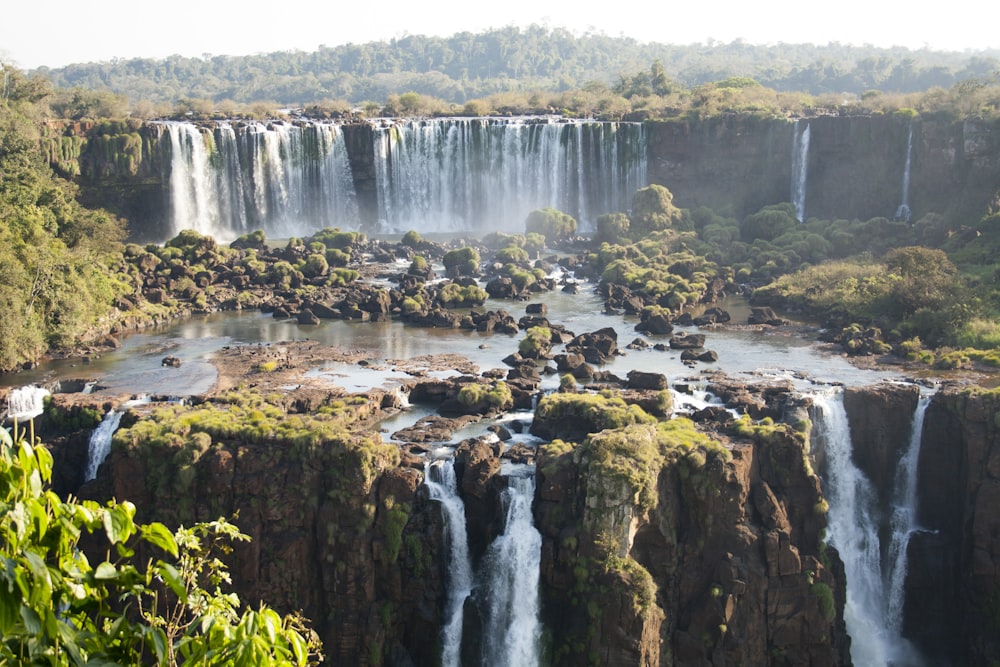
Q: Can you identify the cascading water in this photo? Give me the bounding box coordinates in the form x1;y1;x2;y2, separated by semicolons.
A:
85;396;151;482
895;123;913;222
478;473;543;667
161;120;358;240
84;410;125;481
373;118;646;234
811;388;927;666
5;385;50;422
425;459;474;667
885;393;929;640
425;460;543;667
791;120;810;222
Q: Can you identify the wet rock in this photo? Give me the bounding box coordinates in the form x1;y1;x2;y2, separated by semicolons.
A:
161;356;181;367
670;333;706;349
296;309;320;325
626;370;668;390
748;306;785;326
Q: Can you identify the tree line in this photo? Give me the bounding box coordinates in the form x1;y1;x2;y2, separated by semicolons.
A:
33;25;1000;109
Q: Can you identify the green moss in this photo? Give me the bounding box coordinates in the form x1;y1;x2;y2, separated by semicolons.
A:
456;381;513;413
810;582;835;621
382;502;409;564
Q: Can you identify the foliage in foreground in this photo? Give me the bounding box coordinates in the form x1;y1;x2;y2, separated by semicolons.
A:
0;425;321;666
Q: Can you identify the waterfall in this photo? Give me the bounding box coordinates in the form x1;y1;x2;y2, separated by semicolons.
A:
425;461;543;667
84;410;125;481
811;388;927;666
895;123;913;222
791;121;810;222
479;473;543;667
369;117;646;234
885;393;929;637
6;385;50;422
159;117;646;239
85;396;151;482
425;459;474;667
161;120;359;241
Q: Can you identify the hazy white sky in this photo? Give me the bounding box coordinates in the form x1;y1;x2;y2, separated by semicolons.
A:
2;0;997;69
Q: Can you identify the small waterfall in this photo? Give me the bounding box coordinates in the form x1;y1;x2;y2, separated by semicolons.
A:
885;393;929;637
895;123;913;222
811;388;927;666
85;396;151;482
791;121;810;222
479;473;543;667
425;459;474;667
371;118;647;233
84;410;125;481
6;385;50;422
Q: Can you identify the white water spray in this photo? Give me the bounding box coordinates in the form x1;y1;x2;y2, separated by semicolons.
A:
811;388;927;666
161;120;358;240
895;123;913;222
425;459;474;667
885;393;929;638
791;121;810;222
6;385;50;422
371;117;646;233
84;396;151;482
479;473;543;667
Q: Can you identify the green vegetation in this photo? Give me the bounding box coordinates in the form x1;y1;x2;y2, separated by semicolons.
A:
455;381;514;413
437;282;488;307
533;391;657;439
33;28;1000;121
518;326;553;359
442;247;480;276
0;65;131;370
0;426;321;666
525;207;577;243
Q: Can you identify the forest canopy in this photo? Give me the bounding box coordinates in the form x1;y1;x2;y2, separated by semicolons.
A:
32;26;1000;109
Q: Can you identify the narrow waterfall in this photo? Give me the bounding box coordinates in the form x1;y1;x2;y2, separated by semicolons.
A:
84;410;125;481
425;459;474;667
371;118;647;233
161;120;358;240
5;385;50;422
791;121;810;222
811;388;927;666
895;123;913;222
85;396;151;482
885;393;929;638
478;473;543;667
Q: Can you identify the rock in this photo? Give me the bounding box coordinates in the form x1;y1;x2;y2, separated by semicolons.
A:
635;312;673;335
748;306;785;326
565;327;619;365
296;309;320;325
626;370;668;390
525;302;547;315
161;356;181;367
670;333;706;349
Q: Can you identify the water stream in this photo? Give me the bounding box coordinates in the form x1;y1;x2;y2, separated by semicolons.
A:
811;387;928;666
791;120;811;222
895;122;914;222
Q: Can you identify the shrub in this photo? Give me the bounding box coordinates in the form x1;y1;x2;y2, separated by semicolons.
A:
525;207;578;243
442;247;480;276
519;326;552;358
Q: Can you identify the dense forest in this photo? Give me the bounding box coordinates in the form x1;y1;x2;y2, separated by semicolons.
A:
34;26;1000;110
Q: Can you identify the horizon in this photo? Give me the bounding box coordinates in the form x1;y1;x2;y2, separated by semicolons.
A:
3;0;999;71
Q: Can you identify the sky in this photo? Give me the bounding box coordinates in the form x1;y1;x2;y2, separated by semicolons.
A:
2;0;998;70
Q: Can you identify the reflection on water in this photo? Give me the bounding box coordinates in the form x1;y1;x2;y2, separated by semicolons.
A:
2;288;900;396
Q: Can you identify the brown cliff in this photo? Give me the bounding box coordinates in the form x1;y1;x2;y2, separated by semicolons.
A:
535;412;850;666
910;384;1000;664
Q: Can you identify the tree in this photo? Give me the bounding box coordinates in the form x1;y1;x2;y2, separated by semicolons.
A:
0;426;322;666
630;184;688;237
525;207;577;243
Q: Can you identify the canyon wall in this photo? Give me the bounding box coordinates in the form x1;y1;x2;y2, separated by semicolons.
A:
645;115;1000;224
909;384;1000;664
49;114;1000;242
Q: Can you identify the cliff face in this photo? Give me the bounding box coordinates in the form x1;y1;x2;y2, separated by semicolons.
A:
93;420;445;666
534;417;849;666
646;115;1000;223
910;385;1000;664
56;115;1000;242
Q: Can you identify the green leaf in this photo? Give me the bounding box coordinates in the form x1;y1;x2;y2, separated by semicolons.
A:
156;562;186;601
19;605;41;635
141;522;179;558
103;503;136;545
94;562;117;580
